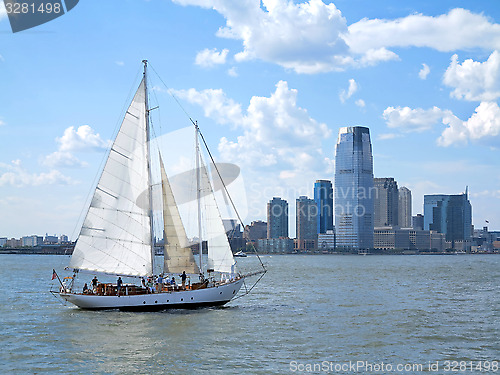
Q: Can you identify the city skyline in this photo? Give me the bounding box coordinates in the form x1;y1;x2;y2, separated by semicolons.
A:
1;1;500;238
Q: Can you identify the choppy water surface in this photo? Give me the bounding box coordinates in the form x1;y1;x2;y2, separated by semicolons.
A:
0;254;498;374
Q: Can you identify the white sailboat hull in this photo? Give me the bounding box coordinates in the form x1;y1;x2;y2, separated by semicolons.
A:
60;278;244;311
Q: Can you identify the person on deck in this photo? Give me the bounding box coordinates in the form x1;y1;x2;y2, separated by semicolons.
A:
180;271;187;289
157;274;163;292
83;283;88;294
171;276;176;286
117;277;123;296
92;276;98;292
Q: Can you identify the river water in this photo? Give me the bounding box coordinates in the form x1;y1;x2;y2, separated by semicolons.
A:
0;254;498;374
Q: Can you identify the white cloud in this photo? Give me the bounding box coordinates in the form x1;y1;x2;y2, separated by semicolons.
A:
172;88;242;127
173;2;500;73
443;51;500;101
0;160;75;187
174;0;352;73
438;101;500;147
57;125;109;152
358;47;399;66
339;79;358;103
115;61;125;66
174;80;332;171
347;8;500;54
383;102;500;147
195;48;229;67
0;119;5;126
355;99;365;108
419;63;430;80
383;106;449;132
43;125;110;168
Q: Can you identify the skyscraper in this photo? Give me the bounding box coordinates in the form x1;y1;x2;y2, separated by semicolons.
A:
267;197;288;239
296;196;318;246
373;177;399;227
314;180;334;234
424;189;472;243
334;126;374;249
398;186;412;228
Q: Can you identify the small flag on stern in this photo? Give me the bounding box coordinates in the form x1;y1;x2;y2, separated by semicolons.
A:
52;269;57;280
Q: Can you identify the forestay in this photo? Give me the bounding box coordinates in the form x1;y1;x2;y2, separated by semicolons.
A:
69;79;153;277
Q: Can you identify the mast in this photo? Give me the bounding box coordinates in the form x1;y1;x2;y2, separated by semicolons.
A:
143;59;155;276
195;122;203;273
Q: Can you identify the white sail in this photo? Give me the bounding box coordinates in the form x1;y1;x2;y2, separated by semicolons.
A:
199;158;236;274
69;79;153;277
161;157;200;275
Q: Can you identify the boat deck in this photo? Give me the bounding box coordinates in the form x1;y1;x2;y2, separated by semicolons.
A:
80;279;239;297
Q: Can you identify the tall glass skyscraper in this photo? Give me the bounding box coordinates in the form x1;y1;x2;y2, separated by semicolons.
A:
334;126;374;249
314;180;334;234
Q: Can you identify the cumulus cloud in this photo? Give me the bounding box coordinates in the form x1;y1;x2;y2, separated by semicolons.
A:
174;80;332;172
383;106;449;132
339;79;358;103
0;160;75;187
174;0;352;73
383;102;500;147
0;119;5;126
438;101;500;147
43;125;110;168
173;1;500;73
195;48;229;67
419;63;430;80
443;51;500;101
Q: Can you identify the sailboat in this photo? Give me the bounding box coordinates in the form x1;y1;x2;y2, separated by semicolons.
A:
53;60;265;311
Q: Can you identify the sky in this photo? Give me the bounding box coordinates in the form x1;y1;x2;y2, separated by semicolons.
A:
0;0;500;239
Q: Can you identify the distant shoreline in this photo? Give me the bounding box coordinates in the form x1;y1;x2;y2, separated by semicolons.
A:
0;248;498;256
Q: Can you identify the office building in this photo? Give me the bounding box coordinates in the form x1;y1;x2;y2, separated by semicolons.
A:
335;126;374;249
296;196;318;251
314;180;334;234
244;221;267;242
424;189;472;244
267;197;288;239
374;177;399;227
412;214;424;230
398;186;412;228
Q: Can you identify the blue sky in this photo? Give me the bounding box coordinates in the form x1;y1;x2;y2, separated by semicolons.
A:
1;0;499;239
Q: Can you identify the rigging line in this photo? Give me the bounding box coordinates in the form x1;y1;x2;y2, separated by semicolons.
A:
148;63;197;127
232;271;267;301
197;129;266;271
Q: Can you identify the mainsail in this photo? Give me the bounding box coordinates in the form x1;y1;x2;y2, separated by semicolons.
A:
161;157;200;274
69;79;153;277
